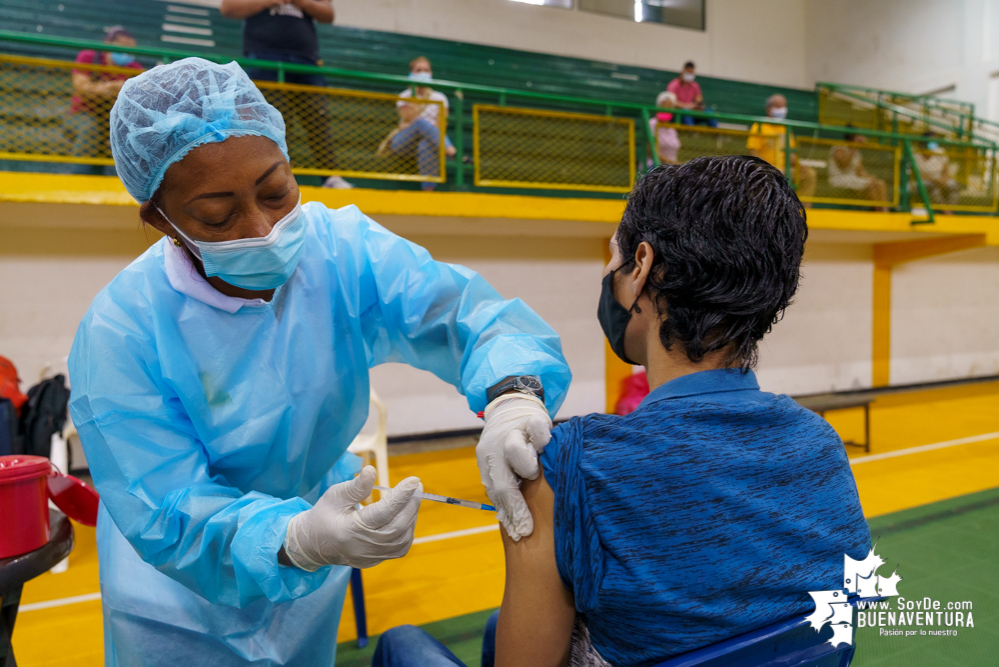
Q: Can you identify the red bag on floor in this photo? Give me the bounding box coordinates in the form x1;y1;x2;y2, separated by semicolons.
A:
614;370;650;416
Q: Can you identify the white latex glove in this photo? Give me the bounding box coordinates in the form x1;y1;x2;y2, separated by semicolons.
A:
476;393;552;541
284;466;422;571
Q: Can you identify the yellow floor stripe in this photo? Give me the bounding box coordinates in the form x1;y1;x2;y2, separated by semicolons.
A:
12;379;999;665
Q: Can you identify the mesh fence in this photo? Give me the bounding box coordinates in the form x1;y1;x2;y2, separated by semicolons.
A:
2;51;995;212
907;141;997;212
254;80;446;182
474;104;634;192
647;122;781;167
796;137;900;208
0;54;141;166
0;54;446;182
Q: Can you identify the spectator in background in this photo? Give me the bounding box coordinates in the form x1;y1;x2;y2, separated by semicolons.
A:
68;26;142;175
378;56;456;191
648;91;681;165
747;94;816;205
829;130;889;211
666;61;717;128
220;0;353;189
912;132;959;209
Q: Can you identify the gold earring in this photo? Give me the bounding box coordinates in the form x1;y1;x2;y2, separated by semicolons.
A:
173;237;183;247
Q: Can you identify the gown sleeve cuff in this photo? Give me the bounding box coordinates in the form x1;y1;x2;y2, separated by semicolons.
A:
231;497;332;604
462;333;572;415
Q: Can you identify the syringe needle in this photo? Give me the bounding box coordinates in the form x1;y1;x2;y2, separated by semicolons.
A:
373;485;496;512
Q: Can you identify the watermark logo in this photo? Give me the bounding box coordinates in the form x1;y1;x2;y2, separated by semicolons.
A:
808;546;902;648
809;547;975;647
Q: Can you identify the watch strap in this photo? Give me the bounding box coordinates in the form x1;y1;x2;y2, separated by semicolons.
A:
486;375;543;403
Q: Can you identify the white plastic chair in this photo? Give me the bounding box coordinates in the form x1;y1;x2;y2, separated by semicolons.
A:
40;357;73;574
347;389;390;489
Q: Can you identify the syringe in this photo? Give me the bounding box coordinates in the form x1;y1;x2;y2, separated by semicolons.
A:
373;485;496;512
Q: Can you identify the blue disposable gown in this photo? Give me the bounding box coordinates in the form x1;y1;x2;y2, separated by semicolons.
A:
68;202;571;667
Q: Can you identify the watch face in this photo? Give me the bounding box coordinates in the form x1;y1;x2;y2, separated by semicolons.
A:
515;376;543;392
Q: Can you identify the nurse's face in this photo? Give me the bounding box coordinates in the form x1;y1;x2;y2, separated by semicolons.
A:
141;135;298;244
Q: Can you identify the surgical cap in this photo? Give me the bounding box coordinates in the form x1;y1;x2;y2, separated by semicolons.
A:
110;57;289;203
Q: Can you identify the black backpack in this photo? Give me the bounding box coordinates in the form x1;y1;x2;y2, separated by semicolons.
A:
0;397;20;456
19;374;71;462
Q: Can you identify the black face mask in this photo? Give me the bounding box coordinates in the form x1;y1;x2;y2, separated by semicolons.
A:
597;271;641;365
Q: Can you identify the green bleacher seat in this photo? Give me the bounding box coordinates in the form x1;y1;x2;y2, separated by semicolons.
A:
0;0;817;121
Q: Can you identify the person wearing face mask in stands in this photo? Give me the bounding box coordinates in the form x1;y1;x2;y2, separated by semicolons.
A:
378;56;458;191
67;26;143;175
68;58;571;667
666;61;717;128
747;94;816;206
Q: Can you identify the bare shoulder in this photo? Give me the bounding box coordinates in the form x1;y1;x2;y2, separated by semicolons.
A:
496;470;574;667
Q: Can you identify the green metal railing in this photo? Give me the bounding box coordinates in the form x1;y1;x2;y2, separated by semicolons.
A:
817;83;977;140
2;30;998;218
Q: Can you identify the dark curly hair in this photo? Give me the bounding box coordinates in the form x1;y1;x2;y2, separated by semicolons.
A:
616;155;807;369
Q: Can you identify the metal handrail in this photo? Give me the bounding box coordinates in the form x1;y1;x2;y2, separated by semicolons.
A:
819;86;989;146
818;82;999;149
817;82;974;114
2;29;995;152
902;139;935;224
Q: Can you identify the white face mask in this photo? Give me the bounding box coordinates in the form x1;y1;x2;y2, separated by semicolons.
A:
769;106;788;119
682;72;695;82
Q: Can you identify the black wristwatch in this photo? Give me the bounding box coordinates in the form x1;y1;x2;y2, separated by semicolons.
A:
486;375;545;403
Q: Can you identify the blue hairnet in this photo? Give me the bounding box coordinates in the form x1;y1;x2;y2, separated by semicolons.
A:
110;57;289;203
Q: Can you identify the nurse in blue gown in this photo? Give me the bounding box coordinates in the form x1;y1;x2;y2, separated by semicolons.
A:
68;58;571;666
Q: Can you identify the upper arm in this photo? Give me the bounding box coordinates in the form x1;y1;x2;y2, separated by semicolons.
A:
304;0;334;24
496;471;576;667
219;0;246;18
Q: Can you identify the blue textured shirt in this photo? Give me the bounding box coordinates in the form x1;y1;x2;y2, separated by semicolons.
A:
540;369;870;666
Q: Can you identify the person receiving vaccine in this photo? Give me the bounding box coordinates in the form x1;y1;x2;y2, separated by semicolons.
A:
69;58;570;667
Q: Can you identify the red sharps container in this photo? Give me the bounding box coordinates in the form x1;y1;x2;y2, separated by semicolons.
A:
0;455;99;559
